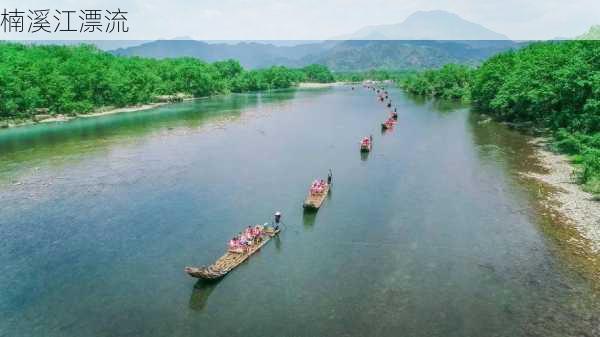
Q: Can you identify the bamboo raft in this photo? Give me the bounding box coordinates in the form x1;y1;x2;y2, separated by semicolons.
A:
381;121;394;130
303;183;330;209
184;226;279;280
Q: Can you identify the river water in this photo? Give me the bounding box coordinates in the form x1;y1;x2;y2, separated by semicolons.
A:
0;86;598;337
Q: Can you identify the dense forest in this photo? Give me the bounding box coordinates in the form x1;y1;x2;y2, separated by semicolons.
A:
334;69;414;82
401;64;473;101
401;41;600;195
0;43;334;122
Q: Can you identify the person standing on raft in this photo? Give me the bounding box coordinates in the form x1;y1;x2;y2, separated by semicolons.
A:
274;211;282;231
327;169;333;185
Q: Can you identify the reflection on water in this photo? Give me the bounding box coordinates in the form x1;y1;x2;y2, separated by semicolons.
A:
380;125;394;135
360;151;370;162
272;234;283;253
302;209;317;228
0;90;299;185
189;280;220;312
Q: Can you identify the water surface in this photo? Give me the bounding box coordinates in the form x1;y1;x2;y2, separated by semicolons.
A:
1;87;598;337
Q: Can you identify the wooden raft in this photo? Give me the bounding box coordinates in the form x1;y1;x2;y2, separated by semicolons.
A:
303;183;330;209
184;227;279;280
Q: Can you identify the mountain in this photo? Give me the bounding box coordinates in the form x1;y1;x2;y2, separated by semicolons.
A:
337;10;509;40
112;38;518;71
302;40;518;71
112;40;337;68
111;10;517;71
576;25;600;40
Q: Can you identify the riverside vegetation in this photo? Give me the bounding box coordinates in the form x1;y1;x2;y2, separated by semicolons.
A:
0;43;334;125
402;41;600;196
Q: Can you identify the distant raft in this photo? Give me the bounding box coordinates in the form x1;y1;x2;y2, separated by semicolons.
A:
184;225;279;280
360;136;372;152
303;180;330;209
381;118;395;130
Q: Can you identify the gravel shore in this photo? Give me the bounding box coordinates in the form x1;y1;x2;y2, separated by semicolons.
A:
525;138;600;253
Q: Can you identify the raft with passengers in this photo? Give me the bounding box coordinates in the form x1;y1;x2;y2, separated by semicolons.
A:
303;171;332;210
360;136;373;152
381;117;396;130
184;214;283;280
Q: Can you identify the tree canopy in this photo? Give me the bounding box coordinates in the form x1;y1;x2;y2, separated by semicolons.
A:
0;42;333;121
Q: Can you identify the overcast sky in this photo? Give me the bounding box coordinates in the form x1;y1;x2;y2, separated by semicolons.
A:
2;0;598;40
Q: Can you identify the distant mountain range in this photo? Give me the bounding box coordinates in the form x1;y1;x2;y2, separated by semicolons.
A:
335;10;509;40
113;40;517;72
111;10;519;71
112;40;337;68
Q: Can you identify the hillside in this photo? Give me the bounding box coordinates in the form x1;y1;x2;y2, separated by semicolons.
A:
113;39;517;71
304;40;517;71
112;40;336;68
111;10;517;71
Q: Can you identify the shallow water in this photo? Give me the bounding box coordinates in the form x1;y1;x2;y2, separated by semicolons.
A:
1;87;598;337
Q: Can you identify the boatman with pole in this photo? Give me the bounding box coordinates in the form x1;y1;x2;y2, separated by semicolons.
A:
327;169;333;185
274;211;282;231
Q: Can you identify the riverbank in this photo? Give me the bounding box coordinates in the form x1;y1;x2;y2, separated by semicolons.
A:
0;84;348;130
298;82;346;88
0;102;175;129
524;138;600;255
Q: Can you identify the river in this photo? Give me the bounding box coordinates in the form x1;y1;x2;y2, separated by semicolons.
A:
0;86;598;337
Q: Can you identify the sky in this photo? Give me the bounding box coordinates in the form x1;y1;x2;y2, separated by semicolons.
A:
1;0;598;40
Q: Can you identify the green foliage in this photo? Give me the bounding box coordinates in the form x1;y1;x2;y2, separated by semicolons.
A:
301;64;334;83
334;69;414;82
0;43;333;120
552;130;600;192
229;66;306;92
401;64;473;101
472;41;600;134
553;130;600;155
581;148;600;187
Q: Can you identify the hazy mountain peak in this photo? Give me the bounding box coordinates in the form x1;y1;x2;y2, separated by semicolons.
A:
405;10;461;21
576;25;600;40
170;36;194;40
338;10;510;41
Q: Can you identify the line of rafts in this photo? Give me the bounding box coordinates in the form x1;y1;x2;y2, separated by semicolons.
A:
186;171;333;280
370;86;399;130
186;84;395;281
